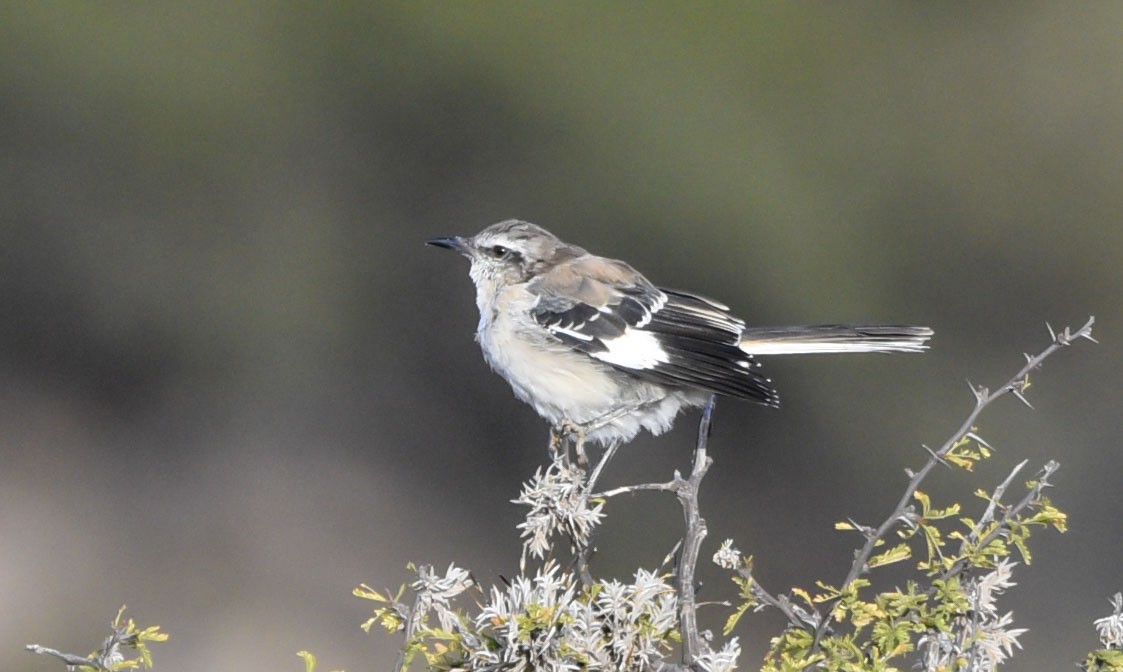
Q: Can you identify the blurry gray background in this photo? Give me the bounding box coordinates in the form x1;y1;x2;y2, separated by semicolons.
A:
2;3;1120;671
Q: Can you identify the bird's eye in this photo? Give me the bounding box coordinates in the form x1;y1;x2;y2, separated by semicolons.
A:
490;245;510;258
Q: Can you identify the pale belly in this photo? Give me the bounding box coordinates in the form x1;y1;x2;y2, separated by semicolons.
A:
476;312;707;444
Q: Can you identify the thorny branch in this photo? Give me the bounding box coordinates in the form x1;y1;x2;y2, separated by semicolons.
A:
676;395;717;667
742;569;822;631
808;316;1095;651
940;459;1060;583
586;397;718;669
25;645;101;669
971;458;1030;543
26;606;166;671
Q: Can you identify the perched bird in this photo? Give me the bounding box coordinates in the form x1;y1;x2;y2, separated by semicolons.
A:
428;220;931;449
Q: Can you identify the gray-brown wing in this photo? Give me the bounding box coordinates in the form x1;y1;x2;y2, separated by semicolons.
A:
528;257;777;404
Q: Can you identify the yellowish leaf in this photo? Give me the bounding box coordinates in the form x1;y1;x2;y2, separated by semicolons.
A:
868;543;912;569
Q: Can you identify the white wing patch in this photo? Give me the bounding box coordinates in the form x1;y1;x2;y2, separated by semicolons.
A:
590;328;669;370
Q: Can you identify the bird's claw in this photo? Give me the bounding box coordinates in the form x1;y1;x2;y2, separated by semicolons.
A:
549;422;588;467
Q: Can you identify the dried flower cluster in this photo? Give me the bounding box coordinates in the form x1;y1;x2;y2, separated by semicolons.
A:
514;460;605;564
1083;593;1123;672
360;561;685;671
1096;594;1123;650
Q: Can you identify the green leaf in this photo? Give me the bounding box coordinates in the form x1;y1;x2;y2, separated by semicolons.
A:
945;451;976;470
1013;535;1033;564
724;600;752;636
791;586;814;606
1085;648;1123;672
353;584;386;602
812;581;842;603
868;543;912;569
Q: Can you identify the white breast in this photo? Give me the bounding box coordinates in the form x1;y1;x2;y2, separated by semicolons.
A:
478;308;621;428
472;284;708;445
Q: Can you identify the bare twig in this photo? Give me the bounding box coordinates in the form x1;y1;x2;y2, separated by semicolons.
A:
809;316;1094;651
586;439;621;492
737;567;822;631
970;459;1029;544
26;607;164;672
27;622;138;671
675;395;717;667
593;481;677;499
572;444;622;588
25;644;102;669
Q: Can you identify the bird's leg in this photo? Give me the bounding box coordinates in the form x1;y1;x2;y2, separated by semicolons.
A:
572;428;588;468
550;421;586;467
567;422;588;467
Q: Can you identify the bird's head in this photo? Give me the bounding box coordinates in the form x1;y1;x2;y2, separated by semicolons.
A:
428;220;585;288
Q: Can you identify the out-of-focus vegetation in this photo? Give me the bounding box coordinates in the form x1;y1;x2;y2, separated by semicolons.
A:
2;4;1120;671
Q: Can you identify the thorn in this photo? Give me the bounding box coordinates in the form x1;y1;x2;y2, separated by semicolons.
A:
1012;388;1034;409
1024;352;1034;363
922;444;951;468
897;507;920;528
662;539;684;569
844;518;876;538
999;459;1028;488
1046;321;1057;341
904;467;915;478
1080;316;1097;337
966;379;987;403
966;431;993;450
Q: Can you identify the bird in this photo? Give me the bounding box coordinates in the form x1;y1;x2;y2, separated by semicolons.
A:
428;219;931;452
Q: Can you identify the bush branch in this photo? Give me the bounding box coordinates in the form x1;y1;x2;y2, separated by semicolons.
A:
674;395;717;667
940;459;1060;582
810;316;1095;650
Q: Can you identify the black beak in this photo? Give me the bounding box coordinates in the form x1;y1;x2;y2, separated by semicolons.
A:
426;236;471;256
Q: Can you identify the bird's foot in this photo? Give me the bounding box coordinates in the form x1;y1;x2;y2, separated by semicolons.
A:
549;421;587;468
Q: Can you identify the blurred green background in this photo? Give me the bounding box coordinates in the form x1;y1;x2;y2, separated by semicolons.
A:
2;3;1120;671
